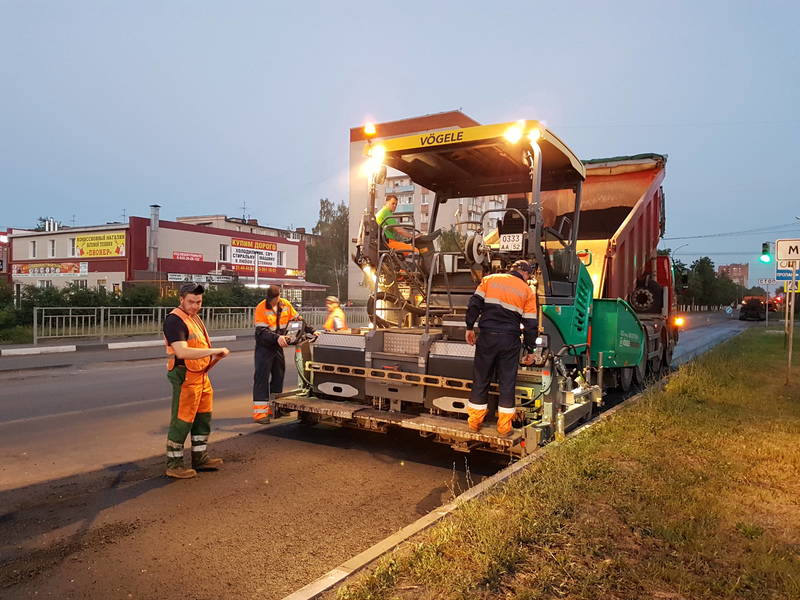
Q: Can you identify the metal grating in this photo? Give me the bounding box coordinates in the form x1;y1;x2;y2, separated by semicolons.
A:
430;341;475;358
383;333;420;355
316;332;366;349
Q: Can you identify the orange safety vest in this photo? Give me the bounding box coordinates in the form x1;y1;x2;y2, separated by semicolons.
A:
323;306;346;331
475;273;537;318
164;308;212;372
254;298;298;331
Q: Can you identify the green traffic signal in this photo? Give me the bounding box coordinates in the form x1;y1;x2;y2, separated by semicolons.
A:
760;242;772;263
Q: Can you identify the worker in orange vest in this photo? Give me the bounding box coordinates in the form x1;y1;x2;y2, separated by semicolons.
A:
252;285;315;423
163;283;230;479
323;296;347;331
465;260;538;436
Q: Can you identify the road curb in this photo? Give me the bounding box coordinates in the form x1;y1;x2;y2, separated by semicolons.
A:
1;334;244;356
281;327;749;600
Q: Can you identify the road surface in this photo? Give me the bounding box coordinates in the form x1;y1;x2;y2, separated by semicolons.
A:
0;314;751;599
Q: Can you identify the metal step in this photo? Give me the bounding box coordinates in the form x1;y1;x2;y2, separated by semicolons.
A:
274;395;524;450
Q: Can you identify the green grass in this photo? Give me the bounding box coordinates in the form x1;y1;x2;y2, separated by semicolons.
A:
0;326;33;345
336;330;800;600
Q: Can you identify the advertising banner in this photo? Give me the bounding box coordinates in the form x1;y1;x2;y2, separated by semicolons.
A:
75;231;126;257
173;251;203;262
12;262;88;276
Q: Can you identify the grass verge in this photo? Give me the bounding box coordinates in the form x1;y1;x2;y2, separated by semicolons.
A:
336;329;800;600
0;326;33;345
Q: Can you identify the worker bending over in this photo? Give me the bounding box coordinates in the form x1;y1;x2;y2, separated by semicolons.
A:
323;296;347;331
252;286;314;422
465;260;538;436
163;283;230;479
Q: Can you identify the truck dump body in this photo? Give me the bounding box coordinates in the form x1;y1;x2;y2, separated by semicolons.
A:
545;154;666;300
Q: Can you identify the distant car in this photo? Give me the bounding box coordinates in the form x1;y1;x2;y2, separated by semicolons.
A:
739;297;766;321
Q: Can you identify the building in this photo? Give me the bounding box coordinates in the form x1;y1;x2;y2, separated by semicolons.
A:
175;215;319;245
8;206;324;304
0;230;9;284
718;263;749;288
348;110;505;301
382;174;505;235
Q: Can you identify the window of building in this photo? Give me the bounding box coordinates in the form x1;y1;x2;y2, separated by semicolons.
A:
30;240;37;258
276;250;285;267
112;283;121;294
75;279;88;289
284;289;302;306
287;232;301;241
37;280;52;288
68;237;76;257
14;283;21;306
48;239;56;258
97;279;107;292
219;244;229;261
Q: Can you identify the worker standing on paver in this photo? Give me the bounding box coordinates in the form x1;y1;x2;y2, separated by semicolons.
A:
163;283;230;479
465;260;538;436
322;296;347;331
252;285;315;422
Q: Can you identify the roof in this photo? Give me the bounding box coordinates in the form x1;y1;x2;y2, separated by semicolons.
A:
9;223;128;238
350;110;479;143
372;120;585;197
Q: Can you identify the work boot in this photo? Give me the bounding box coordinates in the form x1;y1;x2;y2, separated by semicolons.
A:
166;466;197;479
467;406;488;433
192;454;224;471
497;411;515;437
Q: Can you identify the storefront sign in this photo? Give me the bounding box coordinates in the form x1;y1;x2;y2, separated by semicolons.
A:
231;246;277;267
75;231;126;257
173;251;203;262
168;273;234;283
12;262;89;276
231;238;277;251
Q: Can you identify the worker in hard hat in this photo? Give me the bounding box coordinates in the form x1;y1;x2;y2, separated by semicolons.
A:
465;260;538;436
323;296;347;331
252;285;314;423
375;194;419;253
163;283;230;479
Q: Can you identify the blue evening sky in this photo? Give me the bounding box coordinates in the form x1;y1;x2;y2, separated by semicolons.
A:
1;0;798;283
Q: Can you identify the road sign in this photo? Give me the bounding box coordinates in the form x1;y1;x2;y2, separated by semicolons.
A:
785;281;800;293
776;259;799;281
758;278;777;285
776;239;800;261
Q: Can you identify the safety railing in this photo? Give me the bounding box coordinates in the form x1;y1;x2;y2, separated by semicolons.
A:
32;306;369;344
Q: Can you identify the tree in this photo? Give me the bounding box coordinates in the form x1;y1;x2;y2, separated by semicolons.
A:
438;227;465;252
306;198;349;300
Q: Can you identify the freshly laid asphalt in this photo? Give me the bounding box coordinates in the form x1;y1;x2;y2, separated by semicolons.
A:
0;313;752;599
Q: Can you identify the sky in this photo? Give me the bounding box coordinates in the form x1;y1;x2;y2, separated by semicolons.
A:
1;0;798;285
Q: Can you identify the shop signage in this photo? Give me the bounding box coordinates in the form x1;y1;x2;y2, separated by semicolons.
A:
173;251;203;262
12;262;89;276
75;231;126;257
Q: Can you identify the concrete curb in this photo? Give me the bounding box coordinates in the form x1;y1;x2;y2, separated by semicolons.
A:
281;326;750;600
0;334;242;357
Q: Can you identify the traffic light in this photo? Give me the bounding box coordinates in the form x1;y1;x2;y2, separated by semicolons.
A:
760;241;773;263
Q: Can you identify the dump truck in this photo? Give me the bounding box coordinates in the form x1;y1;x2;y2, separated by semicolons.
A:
273;121;681;455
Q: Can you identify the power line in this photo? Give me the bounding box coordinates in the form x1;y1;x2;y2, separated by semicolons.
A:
664;223;800;241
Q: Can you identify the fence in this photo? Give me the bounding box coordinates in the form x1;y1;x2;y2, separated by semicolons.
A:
33;306;369;344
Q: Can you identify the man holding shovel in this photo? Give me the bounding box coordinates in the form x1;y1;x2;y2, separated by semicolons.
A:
162;283;230;479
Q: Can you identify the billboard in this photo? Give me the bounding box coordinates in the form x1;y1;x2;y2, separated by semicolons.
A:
75;231;126;257
231;238;278;267
12;262;88;276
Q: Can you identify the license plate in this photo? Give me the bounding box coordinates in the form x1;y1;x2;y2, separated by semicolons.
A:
499;233;523;251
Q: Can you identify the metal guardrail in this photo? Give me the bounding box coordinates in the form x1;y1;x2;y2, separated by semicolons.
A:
33;306;370;344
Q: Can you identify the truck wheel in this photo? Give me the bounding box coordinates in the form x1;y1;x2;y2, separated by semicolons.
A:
618;367;634;392
630;287;655;312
